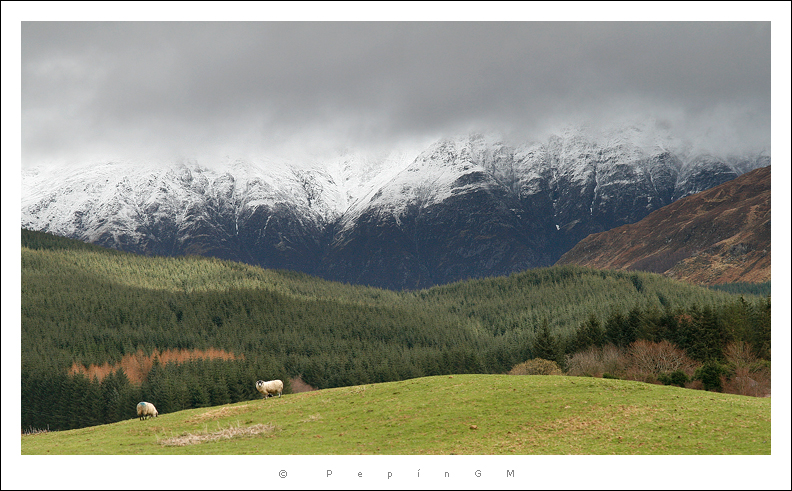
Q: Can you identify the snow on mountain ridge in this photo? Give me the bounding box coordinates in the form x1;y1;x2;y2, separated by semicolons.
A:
335;135;502;228
21;126;769;281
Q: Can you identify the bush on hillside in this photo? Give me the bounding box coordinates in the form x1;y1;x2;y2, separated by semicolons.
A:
508;358;562;376
694;360;728;392
565;344;625;378
624;339;697;383
721;341;771;397
626;340;697;374
657;370;689;387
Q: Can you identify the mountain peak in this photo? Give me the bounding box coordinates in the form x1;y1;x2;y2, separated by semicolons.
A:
22;128;770;289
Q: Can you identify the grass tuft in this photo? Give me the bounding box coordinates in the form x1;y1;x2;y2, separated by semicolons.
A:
158;421;275;447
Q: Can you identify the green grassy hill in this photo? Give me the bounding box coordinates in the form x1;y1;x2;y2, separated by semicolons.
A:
21;374;770;455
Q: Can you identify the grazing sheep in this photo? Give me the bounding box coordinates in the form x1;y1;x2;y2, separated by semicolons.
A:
136;401;158;420
256;379;284;399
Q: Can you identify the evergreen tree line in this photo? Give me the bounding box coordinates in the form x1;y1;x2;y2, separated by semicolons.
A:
708;281;771;297
23;293;769;432
21;356;289;431
531;296;771;366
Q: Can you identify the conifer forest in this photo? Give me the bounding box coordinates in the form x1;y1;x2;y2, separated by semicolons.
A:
21;229;770;431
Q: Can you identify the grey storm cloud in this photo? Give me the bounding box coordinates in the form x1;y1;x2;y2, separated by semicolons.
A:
21;21;771;165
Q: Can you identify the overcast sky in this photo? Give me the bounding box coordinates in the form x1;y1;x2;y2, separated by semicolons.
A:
19;19;773;166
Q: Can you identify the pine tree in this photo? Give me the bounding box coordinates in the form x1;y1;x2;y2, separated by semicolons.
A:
575;313;605;350
49;372;73;431
209;378;231;406
69;374;92;429
532;321;558;362
605;311;627;347
750;296;771;360
113;368;139;421
624;307;641;346
189;383;211;408
699;306;728;361
101;369;123;423
81;376;105;428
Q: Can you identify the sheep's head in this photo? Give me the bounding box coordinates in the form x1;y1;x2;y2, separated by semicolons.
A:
255;380;265;391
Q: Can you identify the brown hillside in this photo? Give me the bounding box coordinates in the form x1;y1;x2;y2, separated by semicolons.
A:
555;166;770;285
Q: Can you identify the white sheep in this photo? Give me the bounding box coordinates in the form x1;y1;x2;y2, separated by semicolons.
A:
256;379;284;399
136;401;158;420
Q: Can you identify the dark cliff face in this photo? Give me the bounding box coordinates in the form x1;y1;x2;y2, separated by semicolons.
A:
672;154;740;201
320;174;554;290
202;202;326;273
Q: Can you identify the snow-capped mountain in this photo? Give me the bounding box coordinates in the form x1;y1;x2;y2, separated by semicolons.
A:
21;125;769;290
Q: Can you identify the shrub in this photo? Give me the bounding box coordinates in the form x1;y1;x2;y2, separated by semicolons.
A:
722;342;771;397
626;339;697;375
694;360;727;392
565;344;626;378
602;373;620;380
622;339;698;384
658;370;689;388
723;341;757;368
723;367;770;397
508;358;562;376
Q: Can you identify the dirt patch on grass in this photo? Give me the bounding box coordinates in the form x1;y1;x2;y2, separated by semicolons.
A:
527;405;658;440
185;404;252;423
301;414;323;423
536;416;599;434
158;421;275;446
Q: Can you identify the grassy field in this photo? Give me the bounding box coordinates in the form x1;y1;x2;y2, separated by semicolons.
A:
21;374;770;455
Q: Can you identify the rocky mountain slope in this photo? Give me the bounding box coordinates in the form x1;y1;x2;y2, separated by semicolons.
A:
555;165;771;285
22;125;769;289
